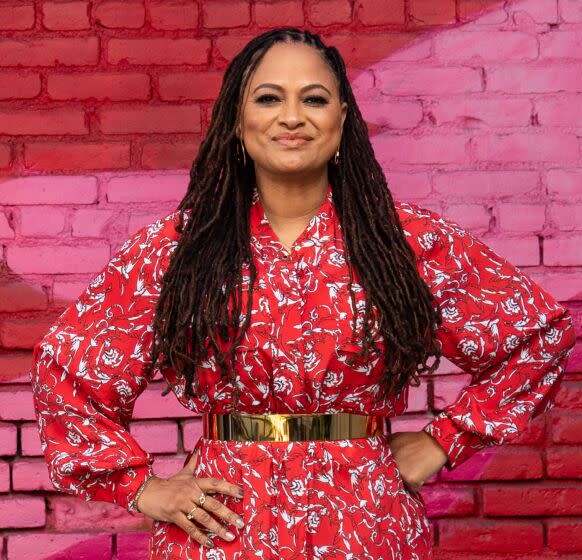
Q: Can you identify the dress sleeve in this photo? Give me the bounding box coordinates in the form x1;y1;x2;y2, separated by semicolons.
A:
410;205;577;471
29;218;166;514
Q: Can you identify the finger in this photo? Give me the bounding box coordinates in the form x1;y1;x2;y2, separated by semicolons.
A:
197;476;245;500
184;450;200;474
173;515;215;549
190;492;245;530
182;500;238;543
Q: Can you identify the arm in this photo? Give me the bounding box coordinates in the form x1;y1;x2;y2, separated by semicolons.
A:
407;204;577;471
29;217;169;514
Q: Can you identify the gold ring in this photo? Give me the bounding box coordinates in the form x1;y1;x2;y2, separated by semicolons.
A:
198;491;206;506
186;504;198;521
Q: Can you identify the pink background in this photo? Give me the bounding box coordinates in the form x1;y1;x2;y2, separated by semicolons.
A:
1;0;581;558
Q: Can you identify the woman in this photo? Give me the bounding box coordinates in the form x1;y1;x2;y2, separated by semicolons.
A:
30;27;576;559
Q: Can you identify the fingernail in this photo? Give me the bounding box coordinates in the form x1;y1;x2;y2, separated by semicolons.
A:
225;531;236;541
205;539;214;548
235;517;245;528
238;488;244;497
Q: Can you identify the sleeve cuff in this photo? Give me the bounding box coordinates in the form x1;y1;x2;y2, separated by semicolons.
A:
120;464;156;516
422;411;489;471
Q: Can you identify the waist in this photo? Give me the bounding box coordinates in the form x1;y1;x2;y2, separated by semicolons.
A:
203;411;385;442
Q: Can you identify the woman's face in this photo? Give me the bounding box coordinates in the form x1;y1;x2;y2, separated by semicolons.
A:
237;42;348;180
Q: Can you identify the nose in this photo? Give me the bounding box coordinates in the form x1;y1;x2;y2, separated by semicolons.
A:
277;98;305;127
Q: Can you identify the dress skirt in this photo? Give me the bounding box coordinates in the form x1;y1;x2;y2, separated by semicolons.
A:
148;433;433;560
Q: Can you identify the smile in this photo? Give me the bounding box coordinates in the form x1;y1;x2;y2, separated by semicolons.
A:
274;138;311;147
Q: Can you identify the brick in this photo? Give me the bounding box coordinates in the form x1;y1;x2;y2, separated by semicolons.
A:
255;1;304;27
117;532;150;560
7;533;111;559
105;173;188;203
43;1;91;30
0;388;35;420
0;422;17;455
306;0;352;25
107;38;210;65
529;271;580;301
555;381;582;409
547;169;582;199
434;30;537;61
130;420;179;453
484;235;540;266
409;0;455;25
158;71;222;101
0;37;98;67
432;373;472;409
483;485;582;516
141;141;200;169
441;447;543;481
459;1;507;24
560;0;582;22
0;460;9;492
420;486;475;517
509;0;558;24
489;63;582;93
0;3;34;30
149;0;198;30
134;385;193;419
544;234;582;266
182;418;203;451
550;410;582;443
0;282;47;313
359;99;423;130
0;176;97;205
550;203;582;231
19;206;67;237
434;170;538;198
21;422;43;456
536;95;582;127
12;459;53;491
385;172;431;201
1;316;56;350
71;208;116;237
376;67;482;95
547;519;582;552
0;72;41;100
498;203;546;232
47;496;147;532
0;107;86;135
25;142;131;171
0;351;33;385
540;30;582;59
0;143;10;167
52;281;89;305
0;212;14;238
373;134;467;166
148;454;190;479
445;204;490;232
439;519;543;552
201;0;250;28
432;97;531;127
547;446;582;478
127;207;176;234
356;0;405;25
99;105;201;134
6;244;109;275
94;0;145;28
473;132;578;163
0;495;46;528
47;72;150;101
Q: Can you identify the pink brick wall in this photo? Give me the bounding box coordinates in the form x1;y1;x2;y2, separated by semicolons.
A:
0;0;580;558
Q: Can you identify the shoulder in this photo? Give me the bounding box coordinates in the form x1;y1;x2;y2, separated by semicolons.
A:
392;198;470;261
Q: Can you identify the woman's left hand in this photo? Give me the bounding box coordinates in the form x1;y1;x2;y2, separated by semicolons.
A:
387;430;449;495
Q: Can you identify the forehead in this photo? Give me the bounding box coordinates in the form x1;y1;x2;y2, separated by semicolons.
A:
248;42;336;88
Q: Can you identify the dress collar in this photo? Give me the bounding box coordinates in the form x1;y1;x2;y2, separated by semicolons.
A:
249;182;334;262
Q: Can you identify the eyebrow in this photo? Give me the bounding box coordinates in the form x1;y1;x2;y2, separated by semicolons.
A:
252;83;332;96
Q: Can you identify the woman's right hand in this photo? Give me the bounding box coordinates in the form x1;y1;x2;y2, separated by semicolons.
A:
135;451;245;549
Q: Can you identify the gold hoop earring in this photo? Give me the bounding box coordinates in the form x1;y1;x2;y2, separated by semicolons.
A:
333;146;340;165
239;139;247;167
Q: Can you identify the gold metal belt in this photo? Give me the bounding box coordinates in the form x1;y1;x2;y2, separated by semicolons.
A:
203;412;385;442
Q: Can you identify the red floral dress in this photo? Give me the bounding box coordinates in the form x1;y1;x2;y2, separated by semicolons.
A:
30;182;576;560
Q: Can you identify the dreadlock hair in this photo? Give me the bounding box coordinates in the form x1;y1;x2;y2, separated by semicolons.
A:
146;27;443;414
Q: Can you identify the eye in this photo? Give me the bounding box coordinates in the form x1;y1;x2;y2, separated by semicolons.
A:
255;94;330;105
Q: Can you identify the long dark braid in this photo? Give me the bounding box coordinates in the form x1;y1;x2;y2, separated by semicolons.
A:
146;27;443;413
